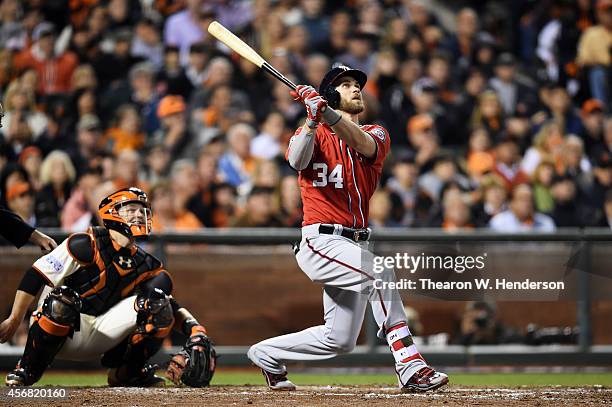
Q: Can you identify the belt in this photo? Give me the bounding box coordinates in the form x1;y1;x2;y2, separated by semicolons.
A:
318;224;371;242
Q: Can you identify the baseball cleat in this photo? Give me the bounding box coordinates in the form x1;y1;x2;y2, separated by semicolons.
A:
260;368;296;391
5;368;29;386
401;366;449;392
108;364;166;387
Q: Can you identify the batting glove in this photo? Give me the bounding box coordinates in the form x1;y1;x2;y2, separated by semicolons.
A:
290;85;317;101
304;93;327;126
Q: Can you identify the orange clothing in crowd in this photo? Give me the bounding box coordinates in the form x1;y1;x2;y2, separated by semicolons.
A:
467;150;495;176
105;128;146;154
13;48;79;95
152;211;203;232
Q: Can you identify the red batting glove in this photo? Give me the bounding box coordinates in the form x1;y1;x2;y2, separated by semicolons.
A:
290;85;317;101
303;93;327;123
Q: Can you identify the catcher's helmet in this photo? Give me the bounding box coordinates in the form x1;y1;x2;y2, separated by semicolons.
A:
98;187;152;238
319;64;367;109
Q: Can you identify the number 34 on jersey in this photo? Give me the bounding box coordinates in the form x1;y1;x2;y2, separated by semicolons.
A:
312;163;343;188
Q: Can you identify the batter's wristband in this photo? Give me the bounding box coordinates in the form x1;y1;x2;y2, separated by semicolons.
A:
306;118;318;129
322;107;342;126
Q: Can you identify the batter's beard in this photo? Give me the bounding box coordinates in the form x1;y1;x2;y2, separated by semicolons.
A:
338;98;364;114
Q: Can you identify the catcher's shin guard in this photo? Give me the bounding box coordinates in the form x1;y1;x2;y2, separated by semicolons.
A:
102;289;173;386
6;287;81;386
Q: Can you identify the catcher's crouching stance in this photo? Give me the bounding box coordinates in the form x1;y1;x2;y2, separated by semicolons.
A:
0;188;216;387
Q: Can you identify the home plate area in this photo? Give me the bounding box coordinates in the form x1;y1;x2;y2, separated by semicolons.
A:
7;385;611;406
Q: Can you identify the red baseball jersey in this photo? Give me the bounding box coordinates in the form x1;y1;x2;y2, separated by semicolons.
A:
287;123;390;229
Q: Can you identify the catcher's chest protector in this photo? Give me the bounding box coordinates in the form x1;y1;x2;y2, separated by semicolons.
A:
64;227;163;316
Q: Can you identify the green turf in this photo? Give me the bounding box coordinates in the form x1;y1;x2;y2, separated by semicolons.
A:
28;371;612;387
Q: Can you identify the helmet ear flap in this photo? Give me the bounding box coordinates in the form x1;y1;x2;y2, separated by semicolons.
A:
324;87;341;109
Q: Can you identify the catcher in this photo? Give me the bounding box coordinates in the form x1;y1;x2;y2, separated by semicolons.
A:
0;187;216;387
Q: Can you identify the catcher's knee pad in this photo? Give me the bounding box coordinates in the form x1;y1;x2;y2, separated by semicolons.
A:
132;288;175;344
37;286;82;336
15;287;81;385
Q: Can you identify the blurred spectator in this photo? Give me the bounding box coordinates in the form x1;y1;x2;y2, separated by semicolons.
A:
164;0;210;65
6;181;36;226
369;189;393;228
580;99;605;153
2;80;48;140
69;114;104;176
143;143;171;186
418;154;469;202
101;62;160;135
156;45;193;98
13;22;79;95
35;150;76;227
218;122;258;193
61;167;103;232
560;134;592;179
443;8;479;74
319;9;350;57
131;17;164;69
576;0;612;106
521;120;565;176
18;146;42;191
539;84;582;135
151;180;202;231
252;159;280;189
492;138;530;191
386;152;420;226
110;148;145;191
489;53;537;118
188;151;219;227
170;159;199;214
251;111;286;160
93;28;144;89
336;31;377;75
489;183;556;231
185;42;210;88
590;116;612;168
210;182;237;227
407;114;440;168
105;104;145;154
0;0;26;50
230;186;283;227
441;190;474;231
279;174;302;228
469;90;505;142
154;95;189;157
531;160;556;214
473;174;508;227
466;127;495;181
550;174;590;227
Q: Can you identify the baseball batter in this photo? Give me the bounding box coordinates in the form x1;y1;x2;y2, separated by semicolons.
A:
0;188;215;387
248;65;448;392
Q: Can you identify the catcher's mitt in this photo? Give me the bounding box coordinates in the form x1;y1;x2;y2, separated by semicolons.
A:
166;333;217;387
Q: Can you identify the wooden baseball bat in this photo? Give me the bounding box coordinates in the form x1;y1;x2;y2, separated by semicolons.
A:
207;21;297;91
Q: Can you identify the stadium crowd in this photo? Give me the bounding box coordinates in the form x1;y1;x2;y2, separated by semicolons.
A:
0;0;611;236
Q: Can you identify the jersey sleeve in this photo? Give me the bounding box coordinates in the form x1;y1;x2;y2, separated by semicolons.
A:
31;239;82;287
362;125;391;171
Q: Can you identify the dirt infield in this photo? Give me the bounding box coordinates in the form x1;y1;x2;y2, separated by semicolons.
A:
5;385;611;406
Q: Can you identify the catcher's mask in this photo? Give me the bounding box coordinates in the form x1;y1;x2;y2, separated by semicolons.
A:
319;64;367;109
98;187;152;239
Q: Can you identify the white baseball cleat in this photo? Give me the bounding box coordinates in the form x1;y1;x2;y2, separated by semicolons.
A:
260;368;297;391
401;366;449;392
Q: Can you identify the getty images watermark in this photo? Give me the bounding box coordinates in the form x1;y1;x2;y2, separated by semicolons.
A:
372;252;566;292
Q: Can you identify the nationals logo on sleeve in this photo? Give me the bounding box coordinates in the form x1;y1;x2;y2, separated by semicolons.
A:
370;127;386;141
